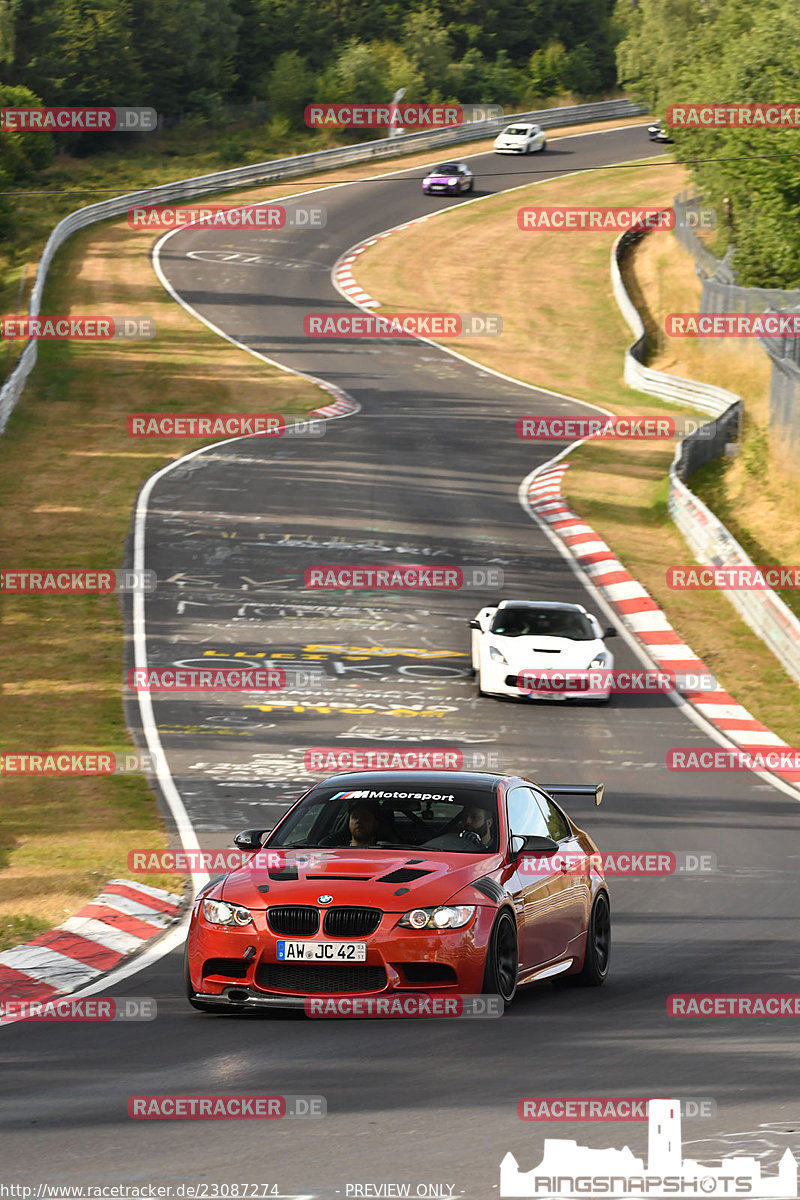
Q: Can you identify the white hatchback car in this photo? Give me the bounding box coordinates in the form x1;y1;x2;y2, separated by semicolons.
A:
493;123;547;154
469;600;617;702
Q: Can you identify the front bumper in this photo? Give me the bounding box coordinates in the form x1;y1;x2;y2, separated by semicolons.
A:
480;661;611;701
187;905;496;1007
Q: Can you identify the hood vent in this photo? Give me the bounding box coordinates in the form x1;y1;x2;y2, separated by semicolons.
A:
376;867;434;884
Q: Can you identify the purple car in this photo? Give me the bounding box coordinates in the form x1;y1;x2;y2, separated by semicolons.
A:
422;161;475;195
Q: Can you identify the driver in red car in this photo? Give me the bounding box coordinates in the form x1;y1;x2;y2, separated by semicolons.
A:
457;803;495;848
348;800;381;846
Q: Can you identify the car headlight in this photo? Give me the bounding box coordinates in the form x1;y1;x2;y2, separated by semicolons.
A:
489;646;508;665
399;905;476;930
202;898;253;926
589;652;609;668
448;177;458;186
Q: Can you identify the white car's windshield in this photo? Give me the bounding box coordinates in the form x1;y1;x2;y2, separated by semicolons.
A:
504;127;531;136
490;607;595;640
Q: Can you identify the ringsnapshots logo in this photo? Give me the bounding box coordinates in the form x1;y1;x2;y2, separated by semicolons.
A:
0;316;154;340
1;569;155;593
304;565;503;591
666;313;800;337
499;1097;799;1197
0;106;157;131
305;104;464;129
128;202;327;230
667;103;800;129
517;207;716;232
518;1098;717;1121
0;751;158;776
303;747;504;772
128;1094;326;1119
303;313;502;337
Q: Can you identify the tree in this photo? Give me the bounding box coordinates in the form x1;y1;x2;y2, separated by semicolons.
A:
402;9;453;94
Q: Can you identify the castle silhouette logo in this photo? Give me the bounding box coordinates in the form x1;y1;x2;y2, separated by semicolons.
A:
500;1098;798;1197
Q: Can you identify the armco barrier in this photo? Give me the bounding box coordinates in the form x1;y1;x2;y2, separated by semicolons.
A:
612;227;800;688
0;97;645;434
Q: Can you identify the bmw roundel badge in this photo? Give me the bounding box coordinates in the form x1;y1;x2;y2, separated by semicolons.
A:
317;895;333;904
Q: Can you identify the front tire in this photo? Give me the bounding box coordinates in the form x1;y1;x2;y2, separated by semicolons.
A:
482;910;518;1004
574;892;611;986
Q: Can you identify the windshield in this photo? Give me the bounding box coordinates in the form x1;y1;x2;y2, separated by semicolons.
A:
433;164;460;174
269;783;500;854
490;607;596;640
504;126;530;136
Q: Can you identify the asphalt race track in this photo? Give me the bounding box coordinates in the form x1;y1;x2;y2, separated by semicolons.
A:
3;124;800;1192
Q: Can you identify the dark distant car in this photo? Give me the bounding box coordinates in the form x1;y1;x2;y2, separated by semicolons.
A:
648;121;673;143
185;770;610;1014
422;161;474;195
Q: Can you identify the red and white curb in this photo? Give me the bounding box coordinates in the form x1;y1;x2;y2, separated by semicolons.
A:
333;213;442;311
528;463;800;784
307;388;360;419
0;879;184;1003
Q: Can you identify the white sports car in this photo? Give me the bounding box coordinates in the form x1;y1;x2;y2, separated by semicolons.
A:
469;600;617;702
493;123;547;154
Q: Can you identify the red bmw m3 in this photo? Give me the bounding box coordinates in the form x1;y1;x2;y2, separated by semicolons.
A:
184;770;610;1013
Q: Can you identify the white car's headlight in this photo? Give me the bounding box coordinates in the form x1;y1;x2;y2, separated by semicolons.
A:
489;646;508;665
589;652;609;668
202;898;253;926
399;905;476;930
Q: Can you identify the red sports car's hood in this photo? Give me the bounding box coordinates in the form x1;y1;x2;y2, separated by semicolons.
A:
219;848;504;910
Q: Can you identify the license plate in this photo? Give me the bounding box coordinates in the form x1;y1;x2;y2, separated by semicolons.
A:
277;940;366;962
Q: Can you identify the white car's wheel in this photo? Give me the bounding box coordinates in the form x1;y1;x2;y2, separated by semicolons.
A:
476;667;487;697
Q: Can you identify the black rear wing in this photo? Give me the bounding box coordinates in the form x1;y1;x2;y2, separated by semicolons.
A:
541;783;604;807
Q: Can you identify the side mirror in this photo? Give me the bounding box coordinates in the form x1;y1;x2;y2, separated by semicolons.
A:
603;625;618;639
511;834;559;858
468;619;481;629
233;828;271;851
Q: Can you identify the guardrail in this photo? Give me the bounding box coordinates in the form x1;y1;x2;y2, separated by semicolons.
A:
612;226;800;688
0;97;646;434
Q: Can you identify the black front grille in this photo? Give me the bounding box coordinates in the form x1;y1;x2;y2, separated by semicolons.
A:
322;907;382;937
267;906;319;936
255;963;387;994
